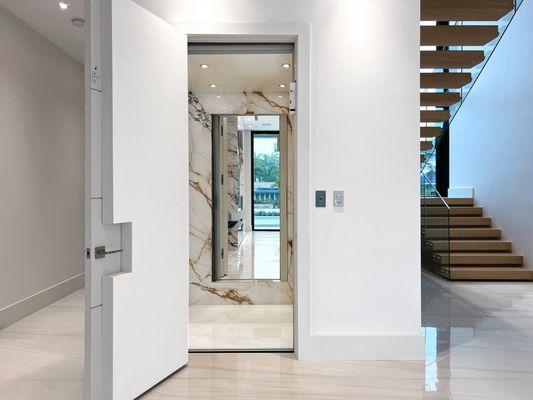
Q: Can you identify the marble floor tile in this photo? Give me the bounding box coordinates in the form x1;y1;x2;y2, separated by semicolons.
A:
2;273;533;399
189;304;293;350
224;231;280;280
0;290;84;400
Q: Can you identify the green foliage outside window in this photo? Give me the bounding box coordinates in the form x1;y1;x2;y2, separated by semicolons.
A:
253;153;280;188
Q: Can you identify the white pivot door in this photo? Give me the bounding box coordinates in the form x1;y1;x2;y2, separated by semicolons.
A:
85;0;189;399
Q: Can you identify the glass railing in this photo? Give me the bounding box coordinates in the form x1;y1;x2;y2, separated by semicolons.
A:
421;171;451;279
420;0;525;179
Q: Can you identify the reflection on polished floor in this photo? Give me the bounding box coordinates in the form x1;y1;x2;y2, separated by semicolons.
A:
3;274;533;398
189;304;292;350
225;231;280;280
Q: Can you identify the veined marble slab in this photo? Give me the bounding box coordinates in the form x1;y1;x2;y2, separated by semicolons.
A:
188;91;294;305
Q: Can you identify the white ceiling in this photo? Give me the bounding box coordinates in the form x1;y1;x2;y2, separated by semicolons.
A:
188;53;292;92
238;116;280;131
0;0;85;62
0;0;295;94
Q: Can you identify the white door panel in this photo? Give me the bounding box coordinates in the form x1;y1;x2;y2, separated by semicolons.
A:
89;200;122;307
90;91;102;197
87;307;103;400
86;0;189;399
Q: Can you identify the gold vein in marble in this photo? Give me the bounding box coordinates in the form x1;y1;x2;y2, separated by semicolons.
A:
191;282;255;305
188;91;294;305
189;230;212;281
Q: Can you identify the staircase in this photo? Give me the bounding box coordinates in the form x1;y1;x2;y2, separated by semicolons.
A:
421;196;533;280
418;1;531;280
419;0;517;157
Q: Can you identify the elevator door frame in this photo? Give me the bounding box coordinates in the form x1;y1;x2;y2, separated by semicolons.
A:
212;114;289;283
185;27;310;358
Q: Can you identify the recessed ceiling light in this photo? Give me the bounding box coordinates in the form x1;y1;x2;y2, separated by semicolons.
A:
58;2;70;10
209;83;217;88
222;106;227;110
278;95;283;98
281;63;291;69
216;95;221;99
200;64;209;69
279;83;286;88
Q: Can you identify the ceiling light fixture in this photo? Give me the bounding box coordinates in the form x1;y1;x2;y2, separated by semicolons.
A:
58;2;70;10
216;95;221;99
278;95;283;98
278;83;286;88
200;64;209;69
281;63;291;69
209;83;217;88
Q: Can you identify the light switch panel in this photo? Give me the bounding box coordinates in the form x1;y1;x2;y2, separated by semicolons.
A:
333;190;344;207
315;190;326;207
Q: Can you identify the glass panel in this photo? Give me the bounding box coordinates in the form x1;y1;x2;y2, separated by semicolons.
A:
212;115;286;282
421;171;451;280
420;4;523;174
252;133;280;231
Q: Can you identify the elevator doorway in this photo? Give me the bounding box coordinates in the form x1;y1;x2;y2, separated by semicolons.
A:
187;44;294;351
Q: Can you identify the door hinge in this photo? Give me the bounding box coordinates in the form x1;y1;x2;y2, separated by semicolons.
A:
221;174;224;186
289;81;296;115
91;65;102;91
221;248;224;259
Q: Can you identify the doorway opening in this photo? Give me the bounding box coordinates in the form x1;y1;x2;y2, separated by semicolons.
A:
187;43;295;351
251;129;281;231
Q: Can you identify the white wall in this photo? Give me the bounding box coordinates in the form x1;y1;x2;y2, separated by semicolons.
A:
0;6;84;324
450;1;533;268
138;0;423;359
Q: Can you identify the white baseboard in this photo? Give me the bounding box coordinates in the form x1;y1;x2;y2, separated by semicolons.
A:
297;333;425;361
448;186;474;198
0;273;84;330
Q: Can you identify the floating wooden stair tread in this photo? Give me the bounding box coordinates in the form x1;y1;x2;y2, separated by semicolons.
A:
421;0;514;21
422;206;483;216
450;267;533;280
437;252;523;265
421;197;531;280
421;25;499;46
425;227;501;239
429;240;512;252
421;92;461;107
421;110;451;123
423;216;491;227
420;141;433;151
422;197;474;206
421;126;442;138
421;73;472;89
421;50;485;69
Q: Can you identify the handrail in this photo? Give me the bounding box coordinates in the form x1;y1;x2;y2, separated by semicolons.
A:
420;0;525;174
450;0;524;125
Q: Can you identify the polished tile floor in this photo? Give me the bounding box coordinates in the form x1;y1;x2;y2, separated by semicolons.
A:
2;273;533;399
224;231;280;280
189;304;293;350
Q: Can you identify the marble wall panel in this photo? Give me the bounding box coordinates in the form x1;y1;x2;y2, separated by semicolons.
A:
188;91;294;305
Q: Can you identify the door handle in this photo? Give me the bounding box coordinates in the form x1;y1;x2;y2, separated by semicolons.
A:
94;245;123;259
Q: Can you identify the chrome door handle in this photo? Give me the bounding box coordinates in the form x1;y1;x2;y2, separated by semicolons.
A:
95;245;123;259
